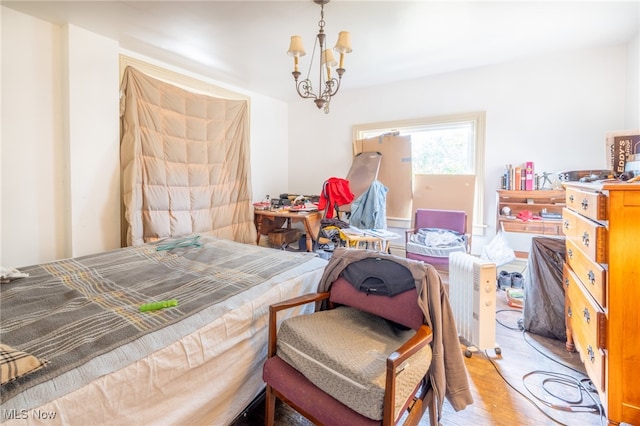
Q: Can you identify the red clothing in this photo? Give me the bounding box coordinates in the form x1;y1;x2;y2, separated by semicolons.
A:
317;177;354;218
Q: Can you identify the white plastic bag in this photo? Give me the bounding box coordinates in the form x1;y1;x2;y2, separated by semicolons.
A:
481;231;516;266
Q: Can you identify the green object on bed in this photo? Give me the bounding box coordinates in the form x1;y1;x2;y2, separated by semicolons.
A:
139;299;179;312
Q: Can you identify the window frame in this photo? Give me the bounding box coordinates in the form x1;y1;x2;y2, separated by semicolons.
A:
352;111;486;235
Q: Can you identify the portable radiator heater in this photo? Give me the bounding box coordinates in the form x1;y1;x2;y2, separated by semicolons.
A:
448;252;501;357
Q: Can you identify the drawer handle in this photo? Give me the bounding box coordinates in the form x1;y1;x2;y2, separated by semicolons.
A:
567;306;572;318
569;194;575;203
583;307;591;324
587;345;595;363
582;231;590;247
568;248;573;260
581;198;589;210
587;270;596;285
564;277;570;288
563;219;569;230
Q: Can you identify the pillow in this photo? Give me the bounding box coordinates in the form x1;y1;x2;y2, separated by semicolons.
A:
0;343;47;385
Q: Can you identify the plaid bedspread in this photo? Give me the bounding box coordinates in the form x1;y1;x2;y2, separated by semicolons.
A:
0;235;318;403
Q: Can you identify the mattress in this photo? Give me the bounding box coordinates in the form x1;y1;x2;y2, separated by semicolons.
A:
276;306;432;421
0;235;328;425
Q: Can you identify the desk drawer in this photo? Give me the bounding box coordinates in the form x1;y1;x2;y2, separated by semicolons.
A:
501;220;545;234
565;265;606;392
501;220;561;235
565;187;607;221
562;208;607;263
566;239;606;308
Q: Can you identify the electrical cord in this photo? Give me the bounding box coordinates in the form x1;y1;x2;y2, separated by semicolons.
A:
495;308;591;376
483;349;570;425
489;309;606;424
522;371;604;421
521;329;587;377
495;308;522;330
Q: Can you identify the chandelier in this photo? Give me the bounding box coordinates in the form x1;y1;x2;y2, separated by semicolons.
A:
287;0;352;114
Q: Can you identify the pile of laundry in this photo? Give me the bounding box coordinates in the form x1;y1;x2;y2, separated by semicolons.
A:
409;227;468;249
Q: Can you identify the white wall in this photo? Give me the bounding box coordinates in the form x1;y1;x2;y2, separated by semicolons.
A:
626;32;640;129
65;25;121;258
2;5;637;265
288;45;631;253
1;7;289;267
2;7;67;265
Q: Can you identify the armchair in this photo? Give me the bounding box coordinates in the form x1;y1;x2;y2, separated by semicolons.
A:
262;255;436;426
405;209;468;272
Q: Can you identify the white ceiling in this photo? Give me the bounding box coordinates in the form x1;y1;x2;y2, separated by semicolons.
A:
3;1;639;102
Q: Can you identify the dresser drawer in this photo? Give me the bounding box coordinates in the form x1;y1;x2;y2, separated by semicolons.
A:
565;264;606;392
562;208;607;263
566;239;606;308
565;187;607;221
562;207;577;237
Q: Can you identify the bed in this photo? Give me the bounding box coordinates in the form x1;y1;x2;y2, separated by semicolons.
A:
0;235;327;425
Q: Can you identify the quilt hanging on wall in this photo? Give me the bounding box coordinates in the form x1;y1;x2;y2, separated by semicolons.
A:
120;66;257;246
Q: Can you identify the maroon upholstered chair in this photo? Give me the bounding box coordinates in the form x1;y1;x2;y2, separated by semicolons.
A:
405;209;468;272
262;270;436;426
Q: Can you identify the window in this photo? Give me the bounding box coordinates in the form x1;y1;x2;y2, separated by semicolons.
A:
353;112;486;234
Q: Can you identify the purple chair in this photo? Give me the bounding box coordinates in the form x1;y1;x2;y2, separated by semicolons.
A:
405;209;468;272
262;262;436;426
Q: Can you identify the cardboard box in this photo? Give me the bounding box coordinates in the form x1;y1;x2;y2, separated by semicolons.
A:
268;229;301;248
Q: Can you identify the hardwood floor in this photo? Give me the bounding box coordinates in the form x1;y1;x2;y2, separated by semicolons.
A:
438;304;604;426
233;261;606;426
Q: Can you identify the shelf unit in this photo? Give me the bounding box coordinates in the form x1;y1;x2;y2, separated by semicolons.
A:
496;189;566;236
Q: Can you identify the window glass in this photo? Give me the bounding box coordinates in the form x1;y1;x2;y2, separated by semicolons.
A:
354;112;485;233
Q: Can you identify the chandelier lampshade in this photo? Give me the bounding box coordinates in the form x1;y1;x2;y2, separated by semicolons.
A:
287;36;306;73
287;0;352;113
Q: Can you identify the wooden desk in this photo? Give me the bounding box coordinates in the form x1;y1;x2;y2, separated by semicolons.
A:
254;209;322;252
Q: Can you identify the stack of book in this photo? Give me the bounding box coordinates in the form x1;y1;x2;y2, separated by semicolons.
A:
501;162;536;190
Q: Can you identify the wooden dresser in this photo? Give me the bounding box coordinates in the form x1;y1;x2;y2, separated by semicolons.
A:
562;181;640;425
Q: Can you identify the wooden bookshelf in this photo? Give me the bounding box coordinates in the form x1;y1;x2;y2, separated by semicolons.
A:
496;189;566;236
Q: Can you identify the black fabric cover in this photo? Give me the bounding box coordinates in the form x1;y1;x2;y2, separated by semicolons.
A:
341;257;415;296
523;236;566;340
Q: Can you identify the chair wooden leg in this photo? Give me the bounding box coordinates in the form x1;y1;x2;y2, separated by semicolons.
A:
265;384;276;426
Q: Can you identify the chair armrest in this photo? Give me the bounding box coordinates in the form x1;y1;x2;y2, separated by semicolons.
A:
405;228;418;244
269;292;330;314
387;324;433;369
267;292;331;357
465;233;472;253
383;325;433;422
